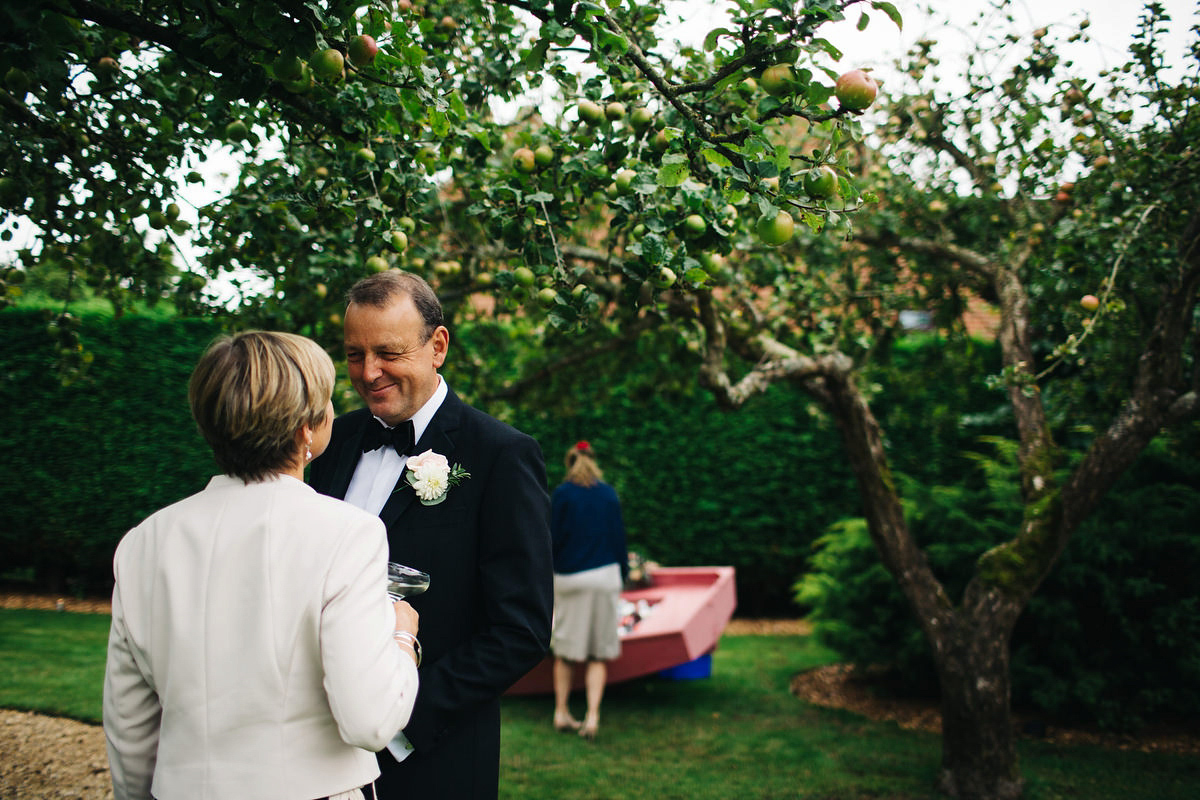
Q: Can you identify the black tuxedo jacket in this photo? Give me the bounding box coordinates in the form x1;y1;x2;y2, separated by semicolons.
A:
308;388;553;798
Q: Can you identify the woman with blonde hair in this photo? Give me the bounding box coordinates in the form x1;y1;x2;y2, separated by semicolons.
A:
104;331;420;800
549;440;628;740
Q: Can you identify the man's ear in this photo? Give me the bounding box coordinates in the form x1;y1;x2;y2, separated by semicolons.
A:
431;325;450;368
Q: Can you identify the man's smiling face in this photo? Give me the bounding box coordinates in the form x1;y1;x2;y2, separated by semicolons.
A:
343;293;448;427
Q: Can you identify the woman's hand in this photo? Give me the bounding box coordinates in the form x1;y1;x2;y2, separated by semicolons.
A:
392;600;421;666
392;599;418;637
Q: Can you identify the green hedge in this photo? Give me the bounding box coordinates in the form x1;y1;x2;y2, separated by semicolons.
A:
0;309;222;593
3;312;1005;614
512;384;859;615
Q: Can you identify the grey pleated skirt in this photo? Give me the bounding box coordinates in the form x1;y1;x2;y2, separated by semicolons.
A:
551;563;623;662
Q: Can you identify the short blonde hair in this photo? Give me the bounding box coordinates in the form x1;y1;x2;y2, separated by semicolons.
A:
189;331;335;482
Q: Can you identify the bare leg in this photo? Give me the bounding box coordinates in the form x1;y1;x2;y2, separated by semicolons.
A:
580;659;606;740
553;658;580;731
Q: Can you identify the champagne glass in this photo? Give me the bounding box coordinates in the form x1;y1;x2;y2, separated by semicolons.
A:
387;562;430;600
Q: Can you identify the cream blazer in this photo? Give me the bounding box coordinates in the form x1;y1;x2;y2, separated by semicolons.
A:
103;474;418;800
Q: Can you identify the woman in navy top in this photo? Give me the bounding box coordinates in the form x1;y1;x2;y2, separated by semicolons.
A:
549;441;628;741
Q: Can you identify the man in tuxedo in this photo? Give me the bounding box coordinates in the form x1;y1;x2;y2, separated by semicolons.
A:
308;271;553;799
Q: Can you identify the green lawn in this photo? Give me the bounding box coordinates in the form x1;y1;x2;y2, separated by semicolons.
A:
2;609;1197;799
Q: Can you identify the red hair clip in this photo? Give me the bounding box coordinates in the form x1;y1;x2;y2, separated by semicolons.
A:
574;440;591;452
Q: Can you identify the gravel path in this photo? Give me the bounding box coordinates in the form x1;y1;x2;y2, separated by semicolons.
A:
1;709;112;800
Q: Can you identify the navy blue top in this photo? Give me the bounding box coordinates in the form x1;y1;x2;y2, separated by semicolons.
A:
551;481;628;580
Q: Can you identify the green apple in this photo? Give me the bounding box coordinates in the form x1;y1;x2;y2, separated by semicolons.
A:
390;230;408;252
652;266;677;289
355;147;376;163
282;64;314;94
578;100;605;126
272;54;305;81
147;211;168;230
537;287;558;307
534;144;555;169
224;120;249;141
630;107;654;133
165;203;181;221
513;265;536;286
615;169;637;194
605;101;626;121
804;166;839;199
513;147;536;173
366;255;389;272
683;214;707;236
760;64;794;97
756;211;794;247
311;48;345;81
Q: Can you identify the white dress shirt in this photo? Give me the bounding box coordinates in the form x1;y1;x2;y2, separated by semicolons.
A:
344;376;448;516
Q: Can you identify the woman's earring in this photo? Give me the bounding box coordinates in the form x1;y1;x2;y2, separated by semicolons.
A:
305;446;313;463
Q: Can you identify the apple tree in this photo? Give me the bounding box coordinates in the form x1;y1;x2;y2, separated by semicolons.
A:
4;0;1196;798
0;0;893;374
462;5;1199;799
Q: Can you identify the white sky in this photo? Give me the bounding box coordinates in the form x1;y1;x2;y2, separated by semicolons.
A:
670;0;1198;83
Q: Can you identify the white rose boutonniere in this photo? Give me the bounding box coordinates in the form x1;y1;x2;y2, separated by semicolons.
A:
402;449;470;506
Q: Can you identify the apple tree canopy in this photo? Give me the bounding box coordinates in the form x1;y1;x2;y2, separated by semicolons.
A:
0;0;898;344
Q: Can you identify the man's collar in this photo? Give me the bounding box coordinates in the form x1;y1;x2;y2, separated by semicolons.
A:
371;376;448;449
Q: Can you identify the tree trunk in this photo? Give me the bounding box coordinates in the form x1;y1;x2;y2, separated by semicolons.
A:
817;367;1029;800
934;600;1025;800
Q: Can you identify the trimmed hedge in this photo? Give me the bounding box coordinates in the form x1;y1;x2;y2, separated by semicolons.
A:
3;312;1001;614
0;310;222;593
512;384;859;615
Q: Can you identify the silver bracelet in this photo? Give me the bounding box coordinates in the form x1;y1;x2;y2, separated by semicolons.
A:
392;630;421;667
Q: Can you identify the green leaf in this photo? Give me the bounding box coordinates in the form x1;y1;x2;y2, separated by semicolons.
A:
657;161;690;187
857;12;870;31
703;27;735;52
700;147;732;168
870;1;903;30
402;45;426;67
811;38;843;61
800;210;824;233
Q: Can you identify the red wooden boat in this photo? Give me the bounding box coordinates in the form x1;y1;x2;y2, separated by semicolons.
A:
507;566;737;695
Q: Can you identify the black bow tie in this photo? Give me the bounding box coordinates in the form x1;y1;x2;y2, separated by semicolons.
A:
360;419;416;456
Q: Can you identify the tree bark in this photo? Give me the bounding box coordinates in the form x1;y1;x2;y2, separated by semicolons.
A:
935;606;1024;800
